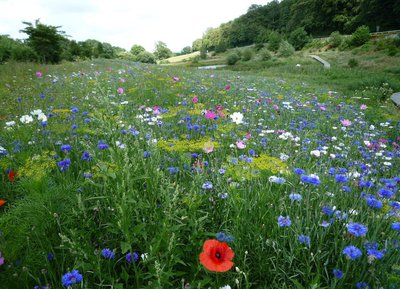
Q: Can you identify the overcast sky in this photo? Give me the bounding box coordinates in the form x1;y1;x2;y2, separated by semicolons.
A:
0;0;269;52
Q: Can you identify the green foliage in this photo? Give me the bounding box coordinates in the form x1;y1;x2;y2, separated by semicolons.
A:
241;48;253;61
349;25;370;47
199;47;207;59
329;31;343;48
154;41;172;60
135;51;156;64
20;19;65;63
180;46;192;55
226;52;240;65
347;58;359;68
288;27;311;50
258;48;272;61
11;43;38;62
268;31;282;52
130;44;146;56
278;40;295;57
0;35;16;62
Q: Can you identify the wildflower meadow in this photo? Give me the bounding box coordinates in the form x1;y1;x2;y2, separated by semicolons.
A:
0;60;399;289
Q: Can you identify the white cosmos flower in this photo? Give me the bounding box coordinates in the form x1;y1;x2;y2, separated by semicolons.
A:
5;121;16;126
230;112;244;124
30;109;43;116
20;115;34;124
37;113;47;122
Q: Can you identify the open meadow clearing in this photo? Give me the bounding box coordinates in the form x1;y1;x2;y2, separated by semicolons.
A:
0;60;399;289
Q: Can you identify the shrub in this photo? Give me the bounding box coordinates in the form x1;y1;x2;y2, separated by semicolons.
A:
200;48;207;59
135;51;156;64
348;58;359;68
241;48;253;61
268;31;282;52
254;43;264;51
288;27;311;50
349;25;370;47
278;41;295;57
11;44;38;62
329;31;343;48
258;48;272;61
226;53;240;65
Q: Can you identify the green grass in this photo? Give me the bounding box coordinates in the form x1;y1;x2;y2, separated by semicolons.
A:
0;57;399;289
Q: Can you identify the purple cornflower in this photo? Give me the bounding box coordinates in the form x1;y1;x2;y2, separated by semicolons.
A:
126;252;139;263
57;159;71;171
298;234;310;246
61;270;83;287
321;205;335;216
101;248;115;260
333;269;343;278
347;223;368;237
278;216;291;227
342;245;362;260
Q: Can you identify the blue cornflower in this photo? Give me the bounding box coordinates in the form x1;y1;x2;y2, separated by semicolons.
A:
367;248;384;260
300;174;321;186
321;205;335;216
293;168;305;175
363;242;378;250
61;270;83;287
126;252;139;263
378;188;394;198
218;168;226;175
335;174;348;183
356;281;370;289
342;245;362;260
168;167;179;174
298;234;310;246
47;253;54;261
347;223;368;237
366;198;383;209
248;149;255;156
81;151;92;161
101;248;115;260
333;269;343;278
57;159;71;171
216;232;235;243
98;143;109;150
289;193;302;202
342;186;351;192
202;181;213;190
71;124;78;130
328;168;336;175
70;107;79;113
277;216;291;227
84;118;91;123
34;286;48;289
60;144;72;152
391;222;400;232
83;173;92;178
143;151;152;158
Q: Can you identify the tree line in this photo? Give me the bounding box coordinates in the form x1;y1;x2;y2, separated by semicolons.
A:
0;20;174;64
193;0;400;52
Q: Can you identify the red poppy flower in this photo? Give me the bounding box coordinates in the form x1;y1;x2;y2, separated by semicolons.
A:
0;199;6;207
199;239;234;272
8;170;16;182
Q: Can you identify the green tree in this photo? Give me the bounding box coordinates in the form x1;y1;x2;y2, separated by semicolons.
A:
136;51;156;64
130;44;146;56
153;41;172;60
180;46;192;55
20;19;65;63
288;27;311;50
0;35;16;62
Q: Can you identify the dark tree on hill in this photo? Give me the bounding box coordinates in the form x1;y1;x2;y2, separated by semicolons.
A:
20;20;65;63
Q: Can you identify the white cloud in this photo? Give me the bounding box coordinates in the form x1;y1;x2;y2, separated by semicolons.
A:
0;0;269;52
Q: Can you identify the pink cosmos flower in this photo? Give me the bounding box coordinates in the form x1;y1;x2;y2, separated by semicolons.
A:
340;119;352;127
236;140;246;149
273;104;279;110
192;97;198;103
203;141;214;154
320;106;326;111
205;110;217;120
360;104;368;110
172;76;180;82
245;133;251;139
225;85;231;90
117;87;124;94
215;106;224;111
36;71;42;78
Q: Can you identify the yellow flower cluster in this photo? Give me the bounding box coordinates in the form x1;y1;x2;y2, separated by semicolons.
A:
18;152;56;180
157;138;220;152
